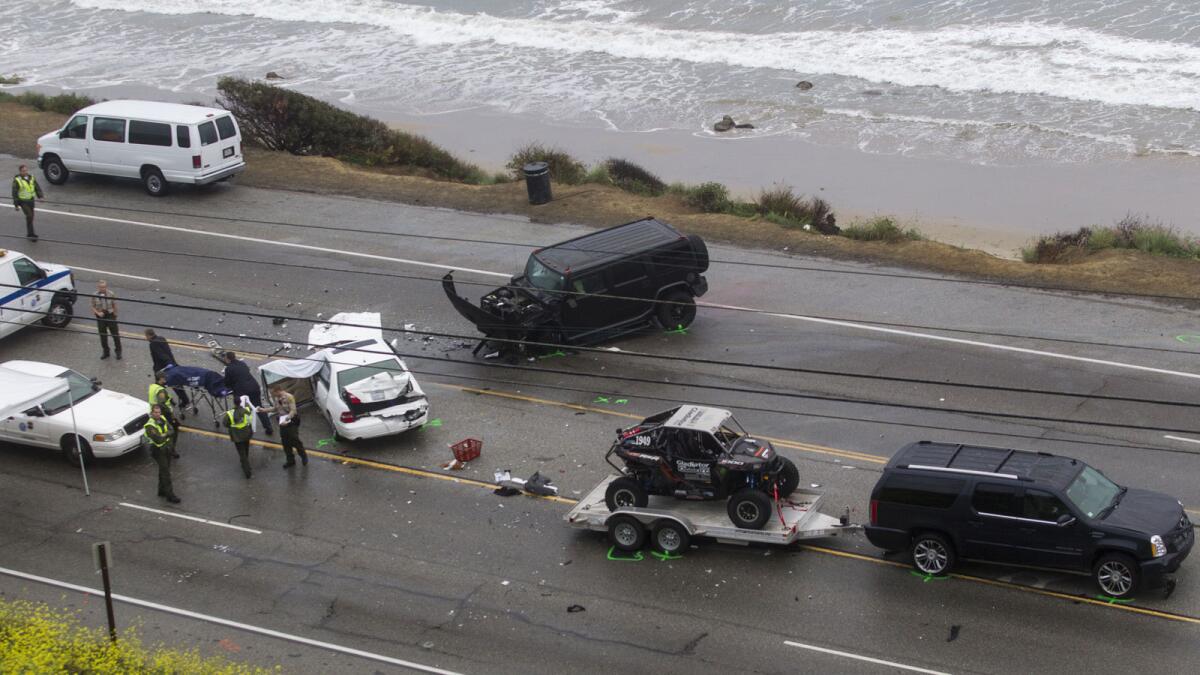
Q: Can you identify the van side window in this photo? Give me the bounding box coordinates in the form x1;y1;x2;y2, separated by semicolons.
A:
11;258;44;286
215;116;237;140
129;120;172;147
63;116;88;139
877;475;963;508
971;484;1021;517
1023;489;1069;522
92;117;126;143
198;121;218;146
176;125;191;148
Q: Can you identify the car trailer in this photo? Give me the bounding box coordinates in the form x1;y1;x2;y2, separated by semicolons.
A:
566;476;858;554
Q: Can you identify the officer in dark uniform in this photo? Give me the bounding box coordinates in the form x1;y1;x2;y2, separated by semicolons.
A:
145;329;189;411
144;404;180;503
221;351;273;434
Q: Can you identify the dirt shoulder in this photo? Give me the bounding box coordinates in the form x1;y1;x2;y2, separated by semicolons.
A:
4;101;1198;303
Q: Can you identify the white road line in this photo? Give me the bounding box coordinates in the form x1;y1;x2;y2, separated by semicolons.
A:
0;565;462;675
45;206;1200;381
67;265;159;282
119;502;262;534
703;300;1200;381
40;207;510;279
1163;435;1200;445
783;640;951;675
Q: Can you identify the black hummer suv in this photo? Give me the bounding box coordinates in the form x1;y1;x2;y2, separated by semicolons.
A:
865;441;1193;598
443;217;708;355
604;405;800;530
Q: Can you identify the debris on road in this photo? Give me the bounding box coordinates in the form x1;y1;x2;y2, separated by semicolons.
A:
567;604;586;613
494;469;560;497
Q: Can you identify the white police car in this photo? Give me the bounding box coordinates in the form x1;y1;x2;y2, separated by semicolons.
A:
0;360;149;463
0;249;76;339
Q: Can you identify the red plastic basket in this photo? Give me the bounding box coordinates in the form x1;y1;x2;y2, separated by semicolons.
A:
451;438;482;462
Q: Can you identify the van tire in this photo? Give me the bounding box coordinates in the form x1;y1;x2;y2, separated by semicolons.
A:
655;290;697;331
42;299;73;328
142;167;169;196
60;436;94;466
43;156;69;185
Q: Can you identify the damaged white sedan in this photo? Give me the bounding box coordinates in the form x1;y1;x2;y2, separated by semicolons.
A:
259;312;429;441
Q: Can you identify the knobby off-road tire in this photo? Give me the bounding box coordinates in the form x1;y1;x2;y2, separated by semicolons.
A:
605;476;649;511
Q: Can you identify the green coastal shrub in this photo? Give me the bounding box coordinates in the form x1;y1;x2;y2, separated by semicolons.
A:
842;216;922;243
755;186;839;234
678;181;731;213
0;74;24;85
216;77;482;182
603;158;666;196
0;599;273;673
506;143;587;184
1022;215;1198;263
0;91;95;114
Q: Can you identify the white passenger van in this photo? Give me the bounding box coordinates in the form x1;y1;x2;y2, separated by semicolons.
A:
37;100;245;196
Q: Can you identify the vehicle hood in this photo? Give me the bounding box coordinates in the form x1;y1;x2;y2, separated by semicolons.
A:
1102;488;1185;535
38;130;59;146
48;389;146;432
39;262;72;278
726;437;776;464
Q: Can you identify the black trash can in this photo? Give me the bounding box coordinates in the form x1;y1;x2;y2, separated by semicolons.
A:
522;161;552;205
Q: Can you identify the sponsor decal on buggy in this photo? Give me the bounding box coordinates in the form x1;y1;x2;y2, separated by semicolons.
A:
627;434;652;447
676;460;709;474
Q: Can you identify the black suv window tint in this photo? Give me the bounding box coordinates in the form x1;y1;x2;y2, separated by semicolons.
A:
128;120;172;147
198;121;218;146
571;273;605;294
11;257;43;286
972;484;1021;516
91;117;126;143
608;261;648;287
176;125;191;148
1023;489;1069;522
215;115;237;140
877;474;963;508
64;116;88;139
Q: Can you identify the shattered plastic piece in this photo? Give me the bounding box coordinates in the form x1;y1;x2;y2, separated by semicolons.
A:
404;323;417;331
441;458;466;471
501;580;510;586
567;604;586;613
810;483;821;488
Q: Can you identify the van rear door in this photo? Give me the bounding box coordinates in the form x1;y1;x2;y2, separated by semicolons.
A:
195;114;242;177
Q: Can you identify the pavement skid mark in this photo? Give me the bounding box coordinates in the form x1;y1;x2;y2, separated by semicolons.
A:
119;502;263;534
44;206;1199;380
39;207;509;279
783;640;951;675
0;565;463;675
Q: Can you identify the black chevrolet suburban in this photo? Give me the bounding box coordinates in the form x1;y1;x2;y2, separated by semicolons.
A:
443;217;709;355
865;441;1192;598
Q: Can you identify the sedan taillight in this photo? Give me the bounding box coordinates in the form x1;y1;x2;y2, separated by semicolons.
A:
339;412;356;423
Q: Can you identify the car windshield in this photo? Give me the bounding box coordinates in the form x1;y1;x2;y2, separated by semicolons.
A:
524;255;565;292
1065;465;1122;518
41;370;98;415
337;358;407;391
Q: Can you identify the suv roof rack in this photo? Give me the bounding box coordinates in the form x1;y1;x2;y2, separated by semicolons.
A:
903;464;1021;480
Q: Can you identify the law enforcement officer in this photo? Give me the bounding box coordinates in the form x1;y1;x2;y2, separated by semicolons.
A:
144;404;180;503
260;384;306;468
221;351;273;434
145;329;189;410
222;396;256;479
91;280;122;360
149;370;181;457
11;164;43;241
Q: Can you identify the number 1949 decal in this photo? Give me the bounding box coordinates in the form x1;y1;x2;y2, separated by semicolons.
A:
628;435;652;446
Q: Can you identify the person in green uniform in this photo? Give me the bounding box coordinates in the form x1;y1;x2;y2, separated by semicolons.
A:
149;370;181;457
11;164;44;241
144;404;180;503
222;397;256;479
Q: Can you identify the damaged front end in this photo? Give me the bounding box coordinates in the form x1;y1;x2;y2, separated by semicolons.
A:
442;272;562;357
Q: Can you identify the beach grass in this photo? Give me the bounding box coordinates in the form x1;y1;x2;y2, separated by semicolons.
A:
0;599;274;674
0;74;24;85
506;143;588;184
842;216;923;243
1022;215;1199;263
603;158;666;196
0;90;94;115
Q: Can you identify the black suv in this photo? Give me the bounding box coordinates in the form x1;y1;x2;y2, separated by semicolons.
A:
443;217;709;355
866;441;1193;598
605;405;800;529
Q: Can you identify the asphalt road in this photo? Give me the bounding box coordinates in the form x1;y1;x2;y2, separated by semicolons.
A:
2;170;1199;673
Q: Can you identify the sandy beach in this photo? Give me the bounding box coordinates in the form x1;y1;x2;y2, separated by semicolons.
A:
374;106;1200;259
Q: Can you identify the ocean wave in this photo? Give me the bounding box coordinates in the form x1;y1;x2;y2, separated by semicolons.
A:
71;0;1200;110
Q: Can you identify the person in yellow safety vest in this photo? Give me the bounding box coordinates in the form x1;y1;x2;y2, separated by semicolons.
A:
11;164;44;241
222;397;256;479
144;404;180;504
149;370;181;457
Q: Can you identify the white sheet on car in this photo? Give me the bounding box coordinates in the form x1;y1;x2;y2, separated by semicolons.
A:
308;312;384;348
258;353;328;381
0;366;69;417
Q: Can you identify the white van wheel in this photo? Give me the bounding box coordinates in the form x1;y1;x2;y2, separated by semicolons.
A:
43;156;69;185
142;168;169;196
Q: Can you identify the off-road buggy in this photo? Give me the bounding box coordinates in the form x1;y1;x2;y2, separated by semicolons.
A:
604;405;800;530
